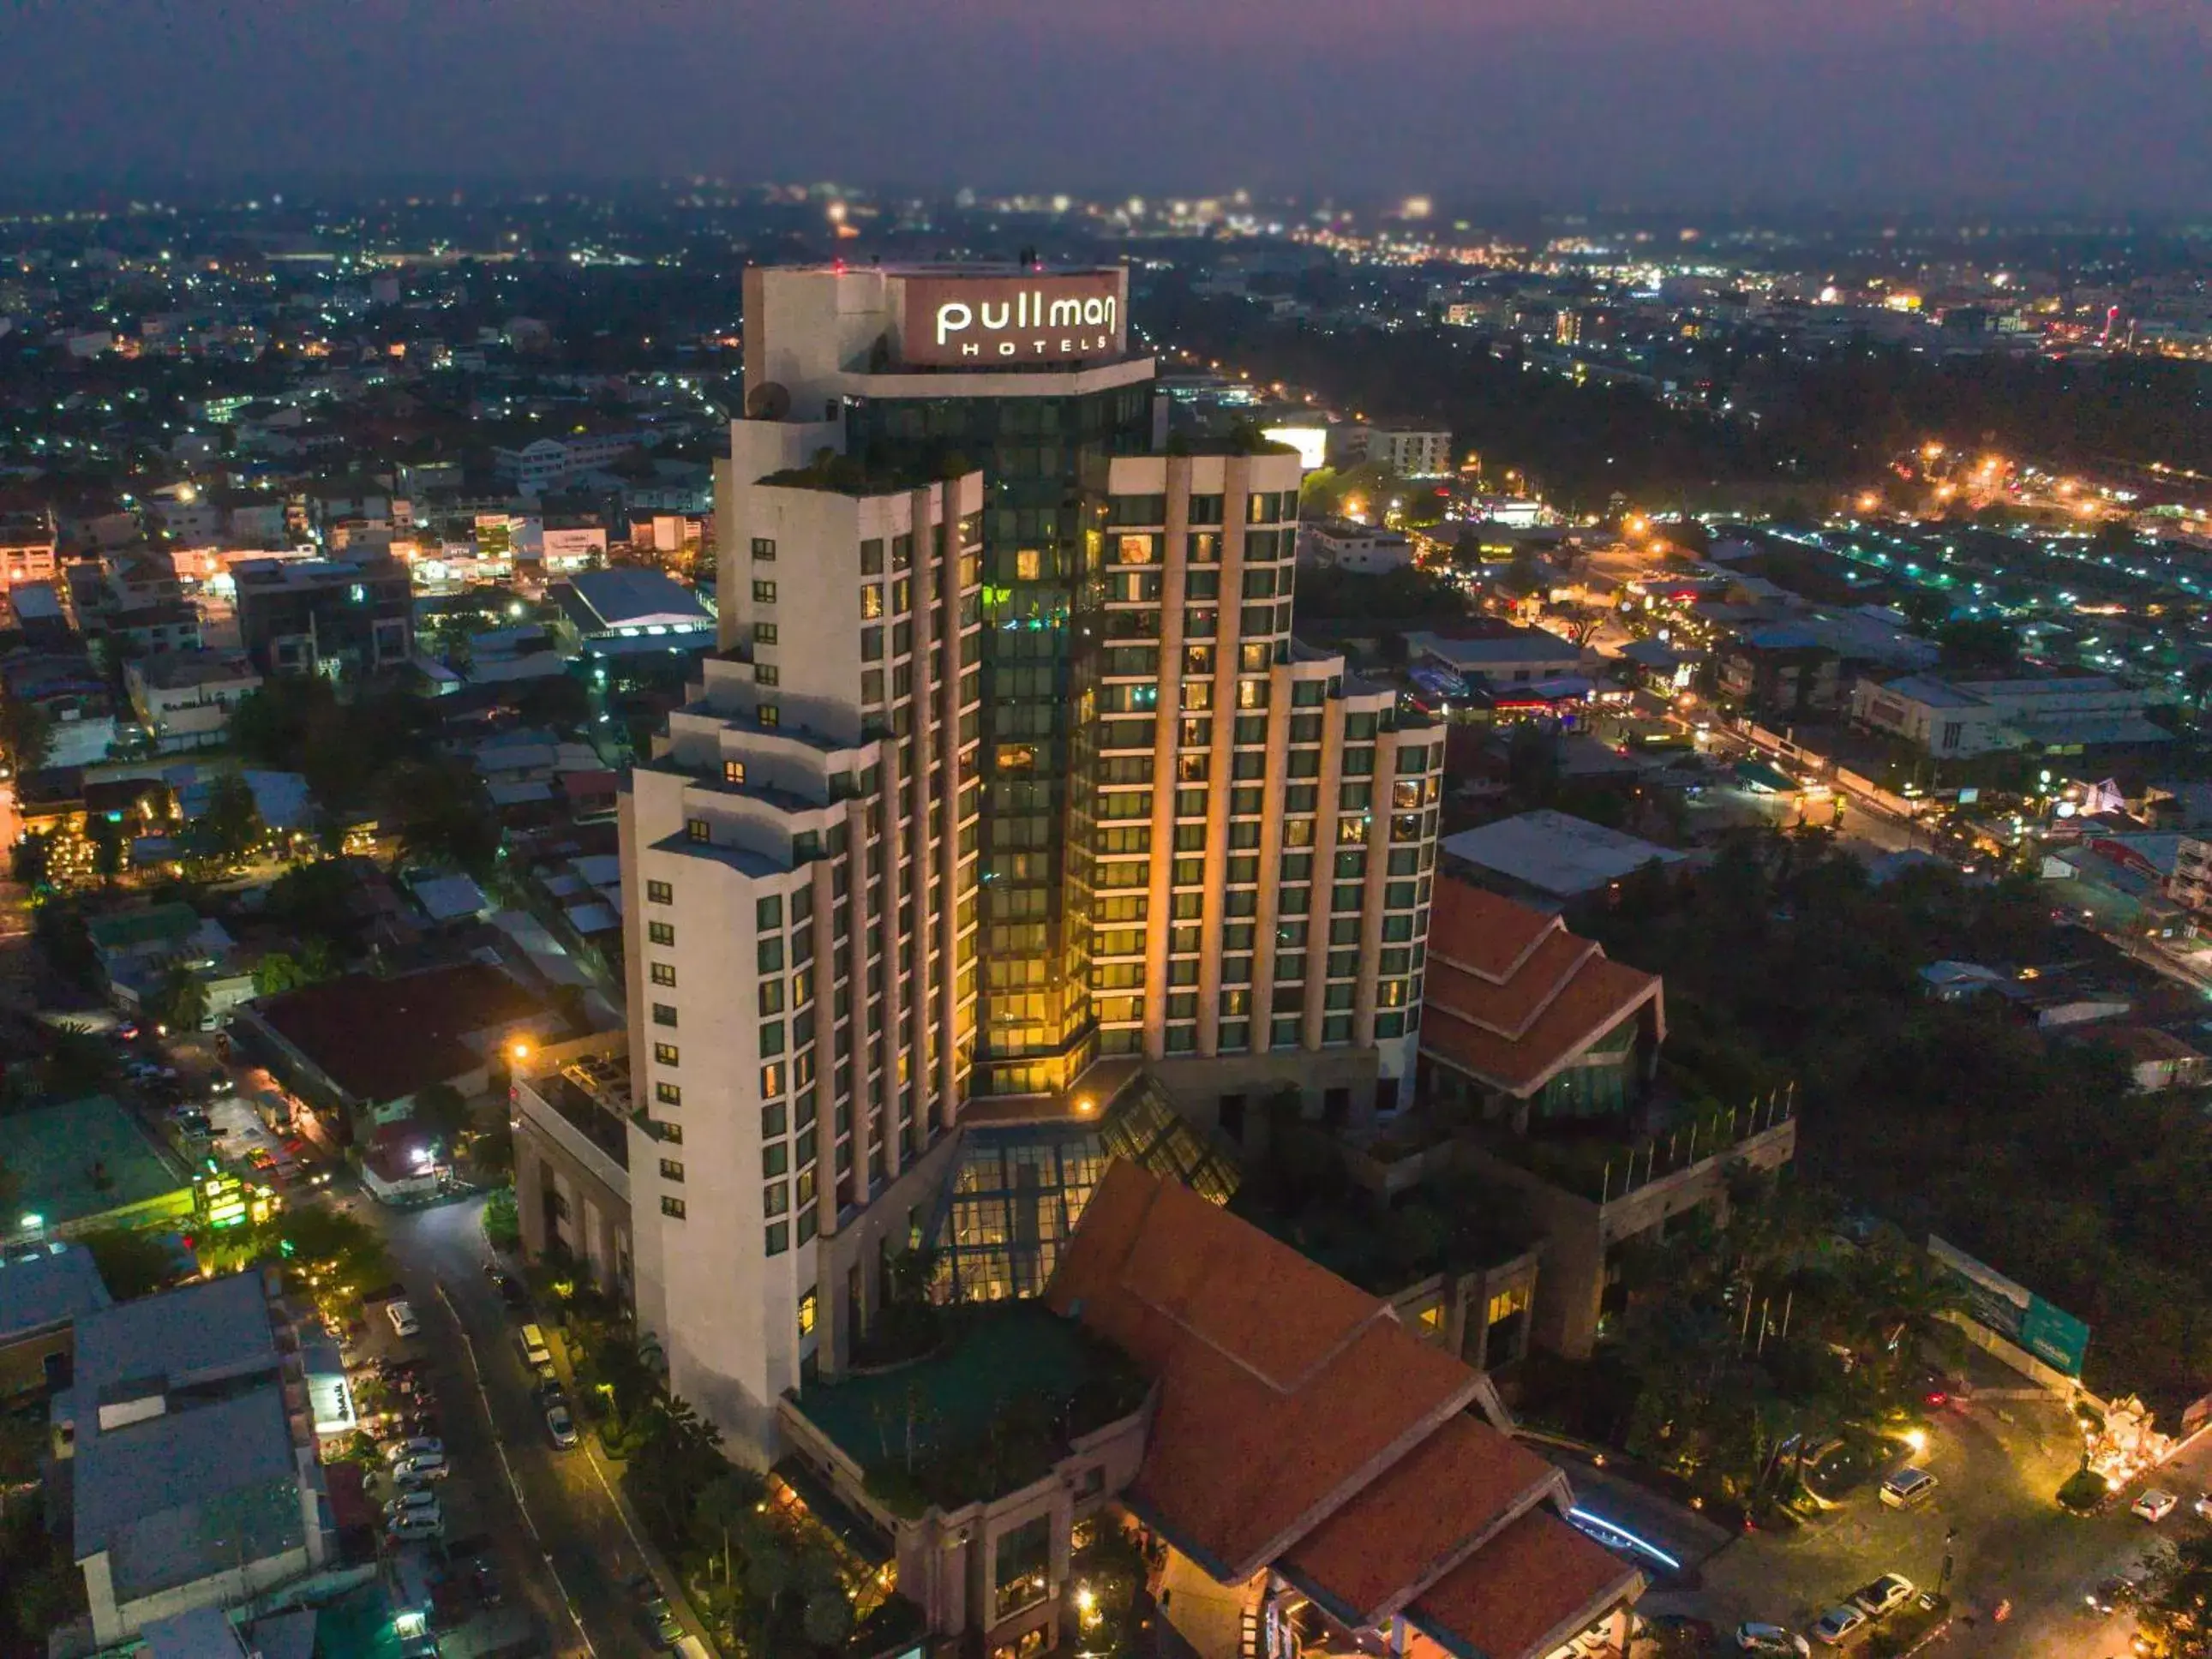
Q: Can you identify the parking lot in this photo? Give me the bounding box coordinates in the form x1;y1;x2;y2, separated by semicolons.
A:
1634;1392;2212;1657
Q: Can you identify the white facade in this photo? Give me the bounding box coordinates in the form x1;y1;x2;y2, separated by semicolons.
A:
1850;673;2161;757
1301;520;1415;574
623;447;982;1452
1363;426;1454;477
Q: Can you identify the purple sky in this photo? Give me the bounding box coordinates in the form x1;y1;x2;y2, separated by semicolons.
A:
4;0;2208;208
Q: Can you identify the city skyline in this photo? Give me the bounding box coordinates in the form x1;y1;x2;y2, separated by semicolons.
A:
0;0;2208;210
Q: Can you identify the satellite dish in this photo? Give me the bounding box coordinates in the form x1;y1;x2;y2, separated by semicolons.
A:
745;381;792;421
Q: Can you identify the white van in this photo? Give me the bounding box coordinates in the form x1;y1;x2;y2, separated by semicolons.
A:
1879;1467;1939;1509
519;1323;552;1368
387;1299;422;1339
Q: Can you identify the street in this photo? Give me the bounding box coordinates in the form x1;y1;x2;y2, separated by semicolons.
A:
206;1093;676;1658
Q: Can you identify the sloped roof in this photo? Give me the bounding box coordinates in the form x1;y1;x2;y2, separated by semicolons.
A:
1420;878;1663;1098
1046;1164;1636;1654
253;962;546;1105
1410;1507;1644;1659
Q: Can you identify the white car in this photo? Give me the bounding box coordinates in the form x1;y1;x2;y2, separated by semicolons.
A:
545;1403;579;1450
384;1489;440;1519
393;1452;449;1482
1851;1575;1915;1619
388;1511;445;1542
2194;1493;2212;1523
383;1436;442;1464
1737;1623;1812;1656
2133;1489;2179;1523
387;1300;422;1339
1811;1607;1867;1647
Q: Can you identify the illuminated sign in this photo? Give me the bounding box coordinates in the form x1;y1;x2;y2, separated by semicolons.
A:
902;273;1124;366
1262;426;1328;471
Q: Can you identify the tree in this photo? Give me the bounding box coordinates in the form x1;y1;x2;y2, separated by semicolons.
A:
515;673;590;733
693;1469;766;1587
1936;618;2018;671
33;901;98;989
0;696;53;777
411;1081;475;1156
86;812;127;885
387;758;500;876
195;771;264;865
81;1226;179;1299
2139;1529;2212;1657
9;829;52;889
253;940;337;997
149;963;209;1036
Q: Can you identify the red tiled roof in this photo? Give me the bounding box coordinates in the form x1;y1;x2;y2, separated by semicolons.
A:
1049;1164;1639;1656
1410;1508;1644;1659
254;962;546;1105
1280;1415;1567;1626
1420;877;1663;1098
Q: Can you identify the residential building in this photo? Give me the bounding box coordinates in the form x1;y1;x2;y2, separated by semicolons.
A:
495;433;638;495
1849;672;2171;758
64;1270;333;1644
2170;835;2212;911
614;262;1444;1455
232;556;413;678
0;1241;111;1400
1;507;59;590
1358;423;1455;477
1298;518;1415;574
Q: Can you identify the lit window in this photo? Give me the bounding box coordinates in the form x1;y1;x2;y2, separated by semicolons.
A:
655;1081;681;1105
647;880;674;904
660;1159;685;1183
752;579;777;604
650;962;676;986
686;818;710;842
653;1043;679;1066
723;759;746;786
798;1288;818;1337
648;921;674;946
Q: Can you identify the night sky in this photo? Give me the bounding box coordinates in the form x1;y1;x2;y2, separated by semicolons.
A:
3;0;2208;208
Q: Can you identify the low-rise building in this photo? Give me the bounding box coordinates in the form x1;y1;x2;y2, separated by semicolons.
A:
1849;672;2172;758
235;961;560;1146
1299;518;1414;574
1440;811;1687;910
232;556;413;679
124;651;263;752
512;1038;634;1298
0;1241;111;1400
64;1270;333;1644
0;1096;196;1247
1409;624;1586;688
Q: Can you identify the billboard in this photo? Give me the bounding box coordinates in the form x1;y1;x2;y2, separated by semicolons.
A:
1262;426;1329;471
902;273;1124;366
1928;1235;2091;1379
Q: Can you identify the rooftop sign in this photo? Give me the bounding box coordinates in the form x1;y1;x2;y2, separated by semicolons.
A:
902;273;1124;366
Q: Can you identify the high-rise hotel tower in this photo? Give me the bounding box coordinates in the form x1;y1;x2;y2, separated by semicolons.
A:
620;264;1442;1447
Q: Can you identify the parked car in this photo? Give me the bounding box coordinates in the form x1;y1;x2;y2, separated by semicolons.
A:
490;1271;527;1310
384;1436;443;1464
472;1559;503;1606
2195;1493;2212;1524
2086;1576;2143;1615
388;1512;445;1542
1810;1607;1866;1647
387;1300;422;1339
2134;1490;2179;1524
1737;1623;1812;1656
545;1403;578;1449
1879;1468;1939;1509
1851;1576;1916;1619
384;1489;441;1519
393;1452;449;1482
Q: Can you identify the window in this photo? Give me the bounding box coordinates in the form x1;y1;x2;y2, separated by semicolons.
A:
686;818;710;842
650;961;676;987
860;537;884;575
861;584;884;620
655;1081;682;1105
758;703;781;728
798;1288;818;1337
653;1042;679;1066
752;537;776;561
758;894;784;931
752;621;778;644
758;936;784;973
648;921;674;946
647;880;673;904
761;1062;785;1096
660;1159;686;1183
752;579;777;604
723;759;746;786
661;1196;687;1219
657;1121;684;1144
764;1221;789;1256
651;1003;678;1027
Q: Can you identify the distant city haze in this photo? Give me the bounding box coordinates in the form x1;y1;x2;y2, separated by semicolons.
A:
3;0;2209;208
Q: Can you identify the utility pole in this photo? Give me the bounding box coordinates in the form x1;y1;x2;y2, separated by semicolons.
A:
1939;1524;1957;1597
